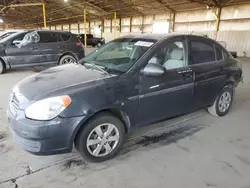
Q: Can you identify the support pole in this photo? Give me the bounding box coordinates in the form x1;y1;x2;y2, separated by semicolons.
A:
119;18;122;33
101;20;104;38
42;1;47;29
129;17;132;33
89;22;91;33
78;22;80;34
170;12;175;33
84;8;87;48
110;20;112;33
141;16;145;34
215;7;222;31
114;12;117;39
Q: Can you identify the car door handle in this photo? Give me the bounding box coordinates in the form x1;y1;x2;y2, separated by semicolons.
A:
177;68;193;74
178;68;193;80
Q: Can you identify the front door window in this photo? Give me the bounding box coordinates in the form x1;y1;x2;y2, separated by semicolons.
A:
148;40;186;70
138;38;194;125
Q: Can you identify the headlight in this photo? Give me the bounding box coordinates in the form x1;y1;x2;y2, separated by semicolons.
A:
25;96;71;120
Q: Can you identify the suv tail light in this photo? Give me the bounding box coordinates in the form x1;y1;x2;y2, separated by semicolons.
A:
76;42;83;46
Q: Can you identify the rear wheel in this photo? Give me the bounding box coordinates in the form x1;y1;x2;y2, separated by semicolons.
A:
0;60;5;74
59;55;76;65
75;112;125;163
208;84;234;117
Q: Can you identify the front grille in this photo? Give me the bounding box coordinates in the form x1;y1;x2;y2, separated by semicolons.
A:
9;92;20;117
12;94;20;109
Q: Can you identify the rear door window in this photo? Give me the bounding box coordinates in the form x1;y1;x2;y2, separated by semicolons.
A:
189;40;215;65
39;32;60;43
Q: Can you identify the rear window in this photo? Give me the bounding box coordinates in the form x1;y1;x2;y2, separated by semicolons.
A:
61;34;71;41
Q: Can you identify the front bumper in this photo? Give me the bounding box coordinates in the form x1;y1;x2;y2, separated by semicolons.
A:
7;107;87;155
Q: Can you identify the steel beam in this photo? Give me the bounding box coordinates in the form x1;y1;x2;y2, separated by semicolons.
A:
8;3;42;7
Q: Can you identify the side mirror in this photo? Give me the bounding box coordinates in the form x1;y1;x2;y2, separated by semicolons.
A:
141;63;165;77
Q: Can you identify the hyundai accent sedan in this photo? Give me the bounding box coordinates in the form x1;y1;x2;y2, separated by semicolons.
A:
7;34;243;162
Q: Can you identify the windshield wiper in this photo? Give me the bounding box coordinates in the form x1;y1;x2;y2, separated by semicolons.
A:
84;62;111;75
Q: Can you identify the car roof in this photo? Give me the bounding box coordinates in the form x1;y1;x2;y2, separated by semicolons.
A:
35;30;72;34
119;33;213;42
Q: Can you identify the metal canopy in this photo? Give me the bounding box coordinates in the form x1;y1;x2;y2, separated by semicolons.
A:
0;0;249;28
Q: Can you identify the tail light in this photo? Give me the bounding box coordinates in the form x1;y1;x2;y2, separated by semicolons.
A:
76;42;83;46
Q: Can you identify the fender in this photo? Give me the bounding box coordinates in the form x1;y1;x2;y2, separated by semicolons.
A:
69;107;131;148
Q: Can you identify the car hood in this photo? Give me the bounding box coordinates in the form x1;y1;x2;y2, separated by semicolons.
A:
15;63;116;102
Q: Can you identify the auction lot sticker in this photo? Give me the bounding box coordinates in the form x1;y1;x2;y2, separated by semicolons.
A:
134;41;154;47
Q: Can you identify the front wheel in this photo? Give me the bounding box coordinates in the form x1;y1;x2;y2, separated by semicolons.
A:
208;84;234;117
75;112;125;163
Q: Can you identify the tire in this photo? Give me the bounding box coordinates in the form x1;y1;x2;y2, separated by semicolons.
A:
97;42;102;48
208;84;234;117
75;112;125;163
0;60;5;74
92;44;96;47
59;55;76;65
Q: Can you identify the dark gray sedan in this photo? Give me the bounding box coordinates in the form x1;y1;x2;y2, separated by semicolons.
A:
7;34;243;162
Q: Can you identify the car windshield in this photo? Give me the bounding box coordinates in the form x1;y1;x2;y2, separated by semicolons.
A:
80;38;156;74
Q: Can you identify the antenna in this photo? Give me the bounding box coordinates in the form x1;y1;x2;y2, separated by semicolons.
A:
190;30;194;35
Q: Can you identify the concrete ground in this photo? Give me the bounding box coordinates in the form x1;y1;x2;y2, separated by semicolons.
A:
0;54;250;188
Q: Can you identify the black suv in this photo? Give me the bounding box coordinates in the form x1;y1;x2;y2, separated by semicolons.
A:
8;34;243;162
0;30;85;74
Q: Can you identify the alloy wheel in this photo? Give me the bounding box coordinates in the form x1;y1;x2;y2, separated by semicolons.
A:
63;57;76;64
86;123;120;157
218;91;231;113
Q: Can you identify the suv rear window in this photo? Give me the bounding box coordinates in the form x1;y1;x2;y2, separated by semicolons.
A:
61;34;71;41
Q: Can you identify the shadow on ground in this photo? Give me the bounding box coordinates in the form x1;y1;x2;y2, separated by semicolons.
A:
59;123;210;171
